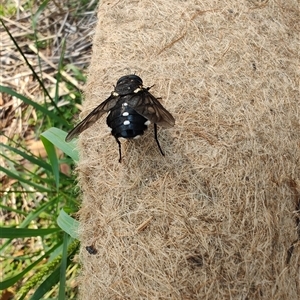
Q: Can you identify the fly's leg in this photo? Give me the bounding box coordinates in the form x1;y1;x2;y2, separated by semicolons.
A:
115;137;122;163
154;124;164;156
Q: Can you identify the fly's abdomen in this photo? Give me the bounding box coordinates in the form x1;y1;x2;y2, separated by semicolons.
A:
107;104;148;139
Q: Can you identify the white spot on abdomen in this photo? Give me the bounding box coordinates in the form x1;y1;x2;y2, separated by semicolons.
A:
123;120;130;125
123;102;128;106
122;112;129;116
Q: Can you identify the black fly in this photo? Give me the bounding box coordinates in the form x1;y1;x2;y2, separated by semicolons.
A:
65;75;175;162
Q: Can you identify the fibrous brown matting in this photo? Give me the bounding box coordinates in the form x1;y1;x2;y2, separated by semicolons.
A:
76;0;299;299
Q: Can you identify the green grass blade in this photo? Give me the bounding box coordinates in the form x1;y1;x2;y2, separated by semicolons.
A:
0;142;52;171
0;243;61;290
66;64;87;83
20;198;60;228
41;128;79;162
32;0;50;29
55;38;66;105
28;264;61;300
0;150;52;183
0;85;68;126
29;240;78;300
0;203;25;216
57;209;79;239
0;165;53;192
0;198;60;252
58;233;69;300
0;227;60;238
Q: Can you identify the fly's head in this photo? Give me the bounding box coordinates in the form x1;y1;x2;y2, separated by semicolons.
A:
114;74;144;95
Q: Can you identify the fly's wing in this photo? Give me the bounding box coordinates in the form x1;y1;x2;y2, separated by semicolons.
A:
65;94;120;142
126;90;175;128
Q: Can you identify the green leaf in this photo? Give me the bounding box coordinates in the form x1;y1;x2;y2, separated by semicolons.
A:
40;135;60;189
41;128;79;162
57;209;79;239
0;227;60;238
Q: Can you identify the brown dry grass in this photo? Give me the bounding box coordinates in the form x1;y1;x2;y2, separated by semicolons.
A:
75;0;299;299
0;0;97;188
0;1;97;143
